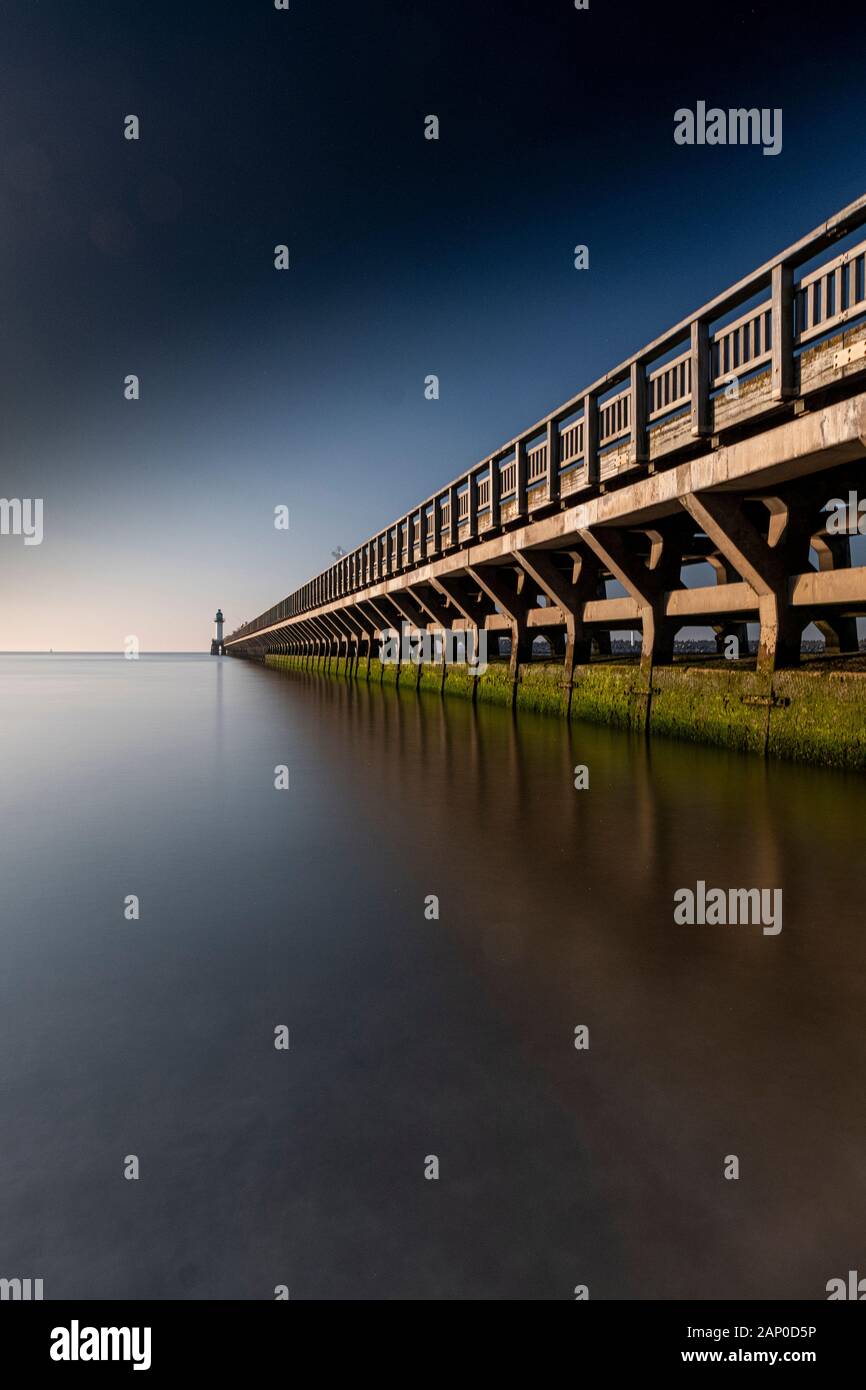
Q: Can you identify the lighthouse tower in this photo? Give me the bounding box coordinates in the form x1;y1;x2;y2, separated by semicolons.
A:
210;608;224;656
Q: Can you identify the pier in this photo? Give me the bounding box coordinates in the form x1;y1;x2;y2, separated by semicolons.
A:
226;195;866;768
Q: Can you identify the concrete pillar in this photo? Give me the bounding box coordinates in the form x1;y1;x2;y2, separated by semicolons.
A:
431;573;497;700
515;546;605;710
580;525;676;679
682;491;802;673
467;564;532;699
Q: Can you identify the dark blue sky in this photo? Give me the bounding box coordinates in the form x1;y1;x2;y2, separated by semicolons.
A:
2;0;864;648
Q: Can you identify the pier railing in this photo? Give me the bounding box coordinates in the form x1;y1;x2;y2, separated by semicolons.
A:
228;193;866;644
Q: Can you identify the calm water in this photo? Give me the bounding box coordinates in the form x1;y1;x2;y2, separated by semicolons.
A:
0;654;864;1301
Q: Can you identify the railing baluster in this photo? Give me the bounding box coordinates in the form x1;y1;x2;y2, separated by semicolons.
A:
690;319;711;436
467;471;478;540
449;482;459;544
583;394;599;483
546;420;560;502
514;438;527;516
630;360;647;464
490;456;501;526
772;263;795;401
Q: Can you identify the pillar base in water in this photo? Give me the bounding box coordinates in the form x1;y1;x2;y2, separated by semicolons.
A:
258;653;866;772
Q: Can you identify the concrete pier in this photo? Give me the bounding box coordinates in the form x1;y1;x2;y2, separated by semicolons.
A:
226;195;866;769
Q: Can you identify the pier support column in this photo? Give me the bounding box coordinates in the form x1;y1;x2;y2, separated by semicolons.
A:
332;609;361;675
580;518;691;728
517;546;607;709
388;590;433;688
312;621;326;668
580;526;675;676
682;491;802;674
308;616;329;669
334;609;360;675
314;614;333;667
467;563;532;703
328;611;351;667
707;555;750;657
362;598;402;682
302;621;317;667
431;574;497;698
293;621;309;666
348;603;380;679
812;532;859;654
314;614;338;670
407;582;454;690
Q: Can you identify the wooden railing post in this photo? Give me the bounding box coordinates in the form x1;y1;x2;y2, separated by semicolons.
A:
690;319;711;437
433;495;442;554
490;457;501;527
546;419;560;503
583;394;599;484
447;483;458;547
630;360;648;464
514;438;527;517
771;263;795;401
467;471;479;541
418;507;427;561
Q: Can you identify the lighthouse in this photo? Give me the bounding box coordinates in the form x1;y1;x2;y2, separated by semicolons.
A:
210;608;224;656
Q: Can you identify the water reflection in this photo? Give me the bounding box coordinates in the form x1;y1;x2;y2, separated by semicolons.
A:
0;655;863;1299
